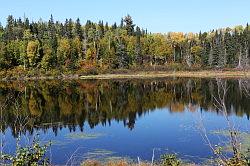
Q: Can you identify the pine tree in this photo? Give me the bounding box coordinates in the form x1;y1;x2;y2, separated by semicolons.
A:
208;43;214;67
24;18;30;30
105;22;109;32
48;15;56;39
30;22;39;38
0;41;9;68
116;38;129;68
5;15;15;41
15;17;24;40
124;15;135;36
201;41;209;67
111;23;117;31
48;15;57;58
58;23;65;37
242;24;249;68
98;20;104;38
75;18;83;40
65;19;73;38
120;18;124;28
0;22;4;42
85;20;92;35
235;29;244;68
135;26;142;65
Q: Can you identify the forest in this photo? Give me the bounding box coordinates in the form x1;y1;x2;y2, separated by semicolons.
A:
0;15;250;75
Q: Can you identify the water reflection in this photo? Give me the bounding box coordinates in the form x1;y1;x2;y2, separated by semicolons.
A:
0;78;250;137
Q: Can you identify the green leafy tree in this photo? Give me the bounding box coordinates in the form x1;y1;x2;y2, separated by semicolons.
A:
57;38;71;67
27;40;41;67
19;40;28;69
41;42;54;70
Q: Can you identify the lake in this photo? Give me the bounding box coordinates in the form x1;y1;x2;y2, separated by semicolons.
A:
1;77;250;165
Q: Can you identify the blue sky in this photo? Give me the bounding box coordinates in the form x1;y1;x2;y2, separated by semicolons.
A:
0;0;249;33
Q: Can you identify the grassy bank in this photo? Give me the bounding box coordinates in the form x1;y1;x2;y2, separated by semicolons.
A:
0;67;250;81
79;70;250;80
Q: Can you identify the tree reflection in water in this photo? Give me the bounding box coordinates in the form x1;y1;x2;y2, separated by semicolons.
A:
0;78;250;137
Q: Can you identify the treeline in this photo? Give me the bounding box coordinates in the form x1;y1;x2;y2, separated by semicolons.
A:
0;15;249;72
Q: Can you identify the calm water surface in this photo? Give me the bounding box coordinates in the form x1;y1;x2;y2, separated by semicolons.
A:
1;78;250;165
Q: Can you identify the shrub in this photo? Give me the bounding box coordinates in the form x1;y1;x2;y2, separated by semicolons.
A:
160;154;181;166
1;136;50;166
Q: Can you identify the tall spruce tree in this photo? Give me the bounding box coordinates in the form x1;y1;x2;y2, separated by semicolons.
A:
135;26;142;65
124;15;135;36
75;18;83;40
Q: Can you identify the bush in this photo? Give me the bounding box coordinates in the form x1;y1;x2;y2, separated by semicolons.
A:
1;136;50;166
160;154;181;166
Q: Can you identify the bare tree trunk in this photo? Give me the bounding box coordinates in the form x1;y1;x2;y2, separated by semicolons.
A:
108;36;111;51
208;46;213;67
237;47;242;69
216;79;241;162
180;47;183;62
224;48;227;67
83;32;87;59
245;43;249;68
173;46;176;62
185;47;192;67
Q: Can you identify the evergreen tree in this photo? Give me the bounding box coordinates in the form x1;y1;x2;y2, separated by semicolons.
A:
111;23;117;31
105;22;109;32
24;18;30;29
0;41;9;68
124;15;135;36
75;18;83;40
65;19;73;38
98;20;104;38
0;22;4;41
120;18;124;28
48;15;57;58
48;15;56;39
5;15;15;41
116;38;129;68
135;26;142;65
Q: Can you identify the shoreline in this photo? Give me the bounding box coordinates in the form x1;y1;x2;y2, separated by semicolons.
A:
79;71;250;80
1;70;250;81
